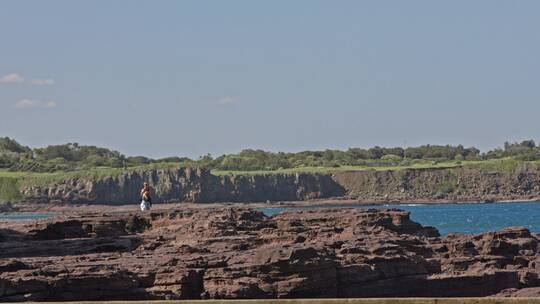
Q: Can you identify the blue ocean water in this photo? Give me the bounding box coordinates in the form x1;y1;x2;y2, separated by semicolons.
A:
0;213;53;221
259;201;540;236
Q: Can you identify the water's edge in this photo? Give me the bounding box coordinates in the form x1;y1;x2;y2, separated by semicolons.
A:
259;200;540;236
4;200;540;237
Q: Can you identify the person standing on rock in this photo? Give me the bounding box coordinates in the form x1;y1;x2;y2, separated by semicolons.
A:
140;182;152;211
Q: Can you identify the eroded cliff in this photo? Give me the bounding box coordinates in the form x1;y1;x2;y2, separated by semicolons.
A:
17;165;540;204
20;167;345;204
334;166;540;202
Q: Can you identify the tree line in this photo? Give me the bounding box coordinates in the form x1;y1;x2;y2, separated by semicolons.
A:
1;137;540;173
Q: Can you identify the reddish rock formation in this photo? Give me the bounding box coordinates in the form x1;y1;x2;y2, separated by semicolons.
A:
1;208;540;301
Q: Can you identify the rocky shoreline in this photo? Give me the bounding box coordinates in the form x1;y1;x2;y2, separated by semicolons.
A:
7;197;540;217
1;206;540;301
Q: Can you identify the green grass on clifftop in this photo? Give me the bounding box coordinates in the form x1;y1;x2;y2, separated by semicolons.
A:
211;161;460;176
0;162;181;189
2;158;540;200
212;158;540;176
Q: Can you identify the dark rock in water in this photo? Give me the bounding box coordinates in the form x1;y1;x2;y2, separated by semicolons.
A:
1;207;540;301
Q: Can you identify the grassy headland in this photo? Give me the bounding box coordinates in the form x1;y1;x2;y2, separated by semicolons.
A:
2;136;540;202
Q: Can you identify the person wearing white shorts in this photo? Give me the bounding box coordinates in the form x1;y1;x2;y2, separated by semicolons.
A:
139;182;152;211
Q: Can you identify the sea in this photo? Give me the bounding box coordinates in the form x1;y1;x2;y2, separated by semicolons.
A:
259;201;540;236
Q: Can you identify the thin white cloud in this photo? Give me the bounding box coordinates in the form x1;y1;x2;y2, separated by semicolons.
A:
217;96;238;105
30;78;55;86
0;73;55;85
13;99;57;109
0;73;24;84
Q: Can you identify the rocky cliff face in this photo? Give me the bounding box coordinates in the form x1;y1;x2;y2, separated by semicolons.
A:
18;165;540;204
20;167;345;204
1;207;539;300
333;166;540;202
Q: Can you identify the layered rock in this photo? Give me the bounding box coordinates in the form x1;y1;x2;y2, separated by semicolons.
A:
333;166;540;202
20;167;345;204
17;165;540;204
1;207;540;301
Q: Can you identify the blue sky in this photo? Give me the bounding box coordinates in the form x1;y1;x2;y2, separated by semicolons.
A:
1;1;539;158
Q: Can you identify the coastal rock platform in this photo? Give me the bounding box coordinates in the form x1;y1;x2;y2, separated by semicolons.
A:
1;207;539;301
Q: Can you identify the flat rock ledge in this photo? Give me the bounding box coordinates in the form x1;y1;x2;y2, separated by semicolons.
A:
0;207;538;301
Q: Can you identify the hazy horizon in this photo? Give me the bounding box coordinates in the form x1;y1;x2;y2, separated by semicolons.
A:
1;1;539;158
